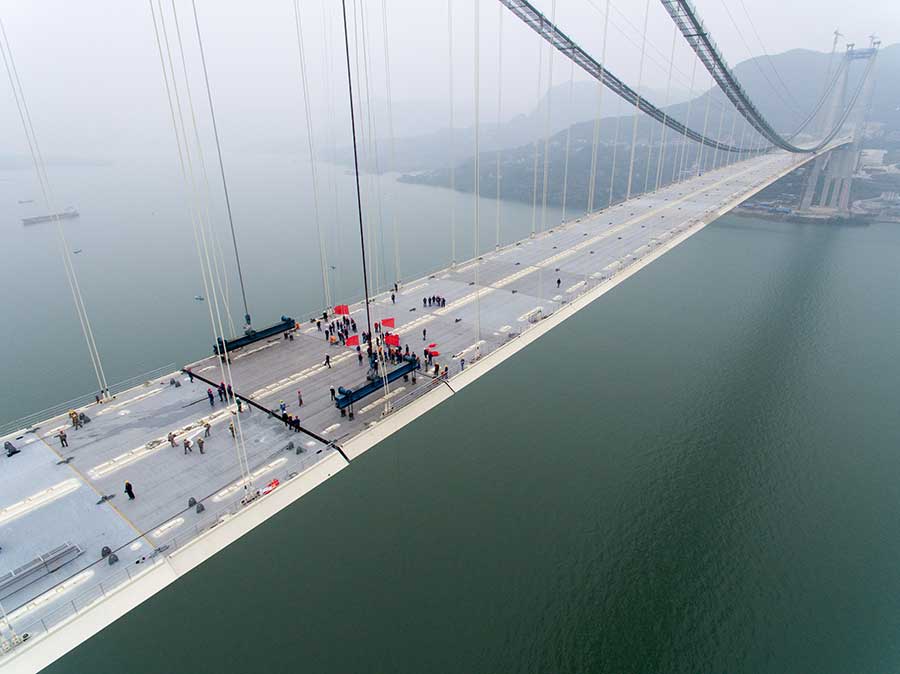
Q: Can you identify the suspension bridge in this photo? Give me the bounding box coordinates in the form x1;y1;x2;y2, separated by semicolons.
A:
0;0;879;670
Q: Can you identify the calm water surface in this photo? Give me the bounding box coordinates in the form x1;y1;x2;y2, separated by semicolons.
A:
4;157;900;673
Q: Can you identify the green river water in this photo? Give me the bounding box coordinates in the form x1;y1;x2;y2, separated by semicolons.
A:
4;158;900;673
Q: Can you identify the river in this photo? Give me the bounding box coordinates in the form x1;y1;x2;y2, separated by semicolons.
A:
4;156;900;673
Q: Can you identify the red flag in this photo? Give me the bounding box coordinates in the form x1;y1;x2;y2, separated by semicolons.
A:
428;343;437;348
381;317;395;328
385;333;400;346
346;335;360;347
429;350;440;357
334;304;350;315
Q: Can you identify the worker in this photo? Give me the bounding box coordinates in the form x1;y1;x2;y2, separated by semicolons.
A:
297;389;303;406
58;430;68;448
279;400;287;414
124;481;136;501
228;421;236;438
183;438;193;455
197;437;205;454
168;432;176;447
325;354;331;368
330;386;336;401
557;278;561;288
204;422;211;437
207;388;215;406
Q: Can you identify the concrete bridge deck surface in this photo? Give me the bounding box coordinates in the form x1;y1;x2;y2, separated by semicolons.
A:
0;147;820;671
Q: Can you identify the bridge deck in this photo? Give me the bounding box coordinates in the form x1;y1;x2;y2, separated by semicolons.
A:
0;149;811;661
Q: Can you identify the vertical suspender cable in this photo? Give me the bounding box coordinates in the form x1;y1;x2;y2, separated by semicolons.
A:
292;0;332;312
561;57;574;222
697;78;713;175
0;17;108;397
587;0;610;213
356;0;392;403
608;96;621;206
494;1;503;249
185;2;239;341
381;0;401;286
357;0;387;301
448;0;457;265
152;0;250;484
586;81;601;214
725;111;737;167
711;98;725;170
655;25;678;192
643;119;655;194
675;58;697;183
340;0;373;339
625;0;650;201
322;2;345;304
737;117;748;166
539;0;557;233
168;0;252;481
473;0;481;348
530;25;543;237
190;0;250;331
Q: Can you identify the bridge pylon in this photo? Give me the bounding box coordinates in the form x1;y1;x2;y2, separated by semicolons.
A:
796;45;878;218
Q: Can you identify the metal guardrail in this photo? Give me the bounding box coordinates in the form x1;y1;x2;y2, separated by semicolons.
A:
1;444;331;652
0;168;787;654
0;364;177;438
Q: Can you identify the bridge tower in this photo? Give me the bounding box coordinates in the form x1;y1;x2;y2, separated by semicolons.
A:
798;44;878;217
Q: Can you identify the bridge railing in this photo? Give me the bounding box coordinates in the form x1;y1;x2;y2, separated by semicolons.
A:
0;364;177;438
2;440;335;653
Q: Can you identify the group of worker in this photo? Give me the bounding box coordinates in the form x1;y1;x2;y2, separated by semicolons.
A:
321;314;358;346
424;295;447;309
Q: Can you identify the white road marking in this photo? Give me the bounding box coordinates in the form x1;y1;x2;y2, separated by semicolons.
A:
493;266;539;288
152;517;185;539
397;314;436;335
0;479;81;525
517;307;543;323
213;458;287;501
401;282;428;295
96;389;162;416
453;341;485;359
233;341;279;360
89;409;232;478
435;288;496;315
359;387;406;413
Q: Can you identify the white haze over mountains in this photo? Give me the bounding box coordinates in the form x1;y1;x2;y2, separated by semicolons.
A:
0;0;894;166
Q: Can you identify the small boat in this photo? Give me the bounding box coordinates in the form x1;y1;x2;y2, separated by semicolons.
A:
18;199;34;204
73;249;82;254
22;207;79;226
194;295;205;301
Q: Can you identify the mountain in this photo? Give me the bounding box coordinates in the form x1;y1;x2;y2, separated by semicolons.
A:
336;81;690;173
399;43;900;211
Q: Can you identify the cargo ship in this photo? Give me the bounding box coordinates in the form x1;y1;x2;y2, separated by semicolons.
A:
21;207;79;226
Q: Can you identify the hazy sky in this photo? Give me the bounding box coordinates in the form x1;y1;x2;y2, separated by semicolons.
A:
0;0;896;161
